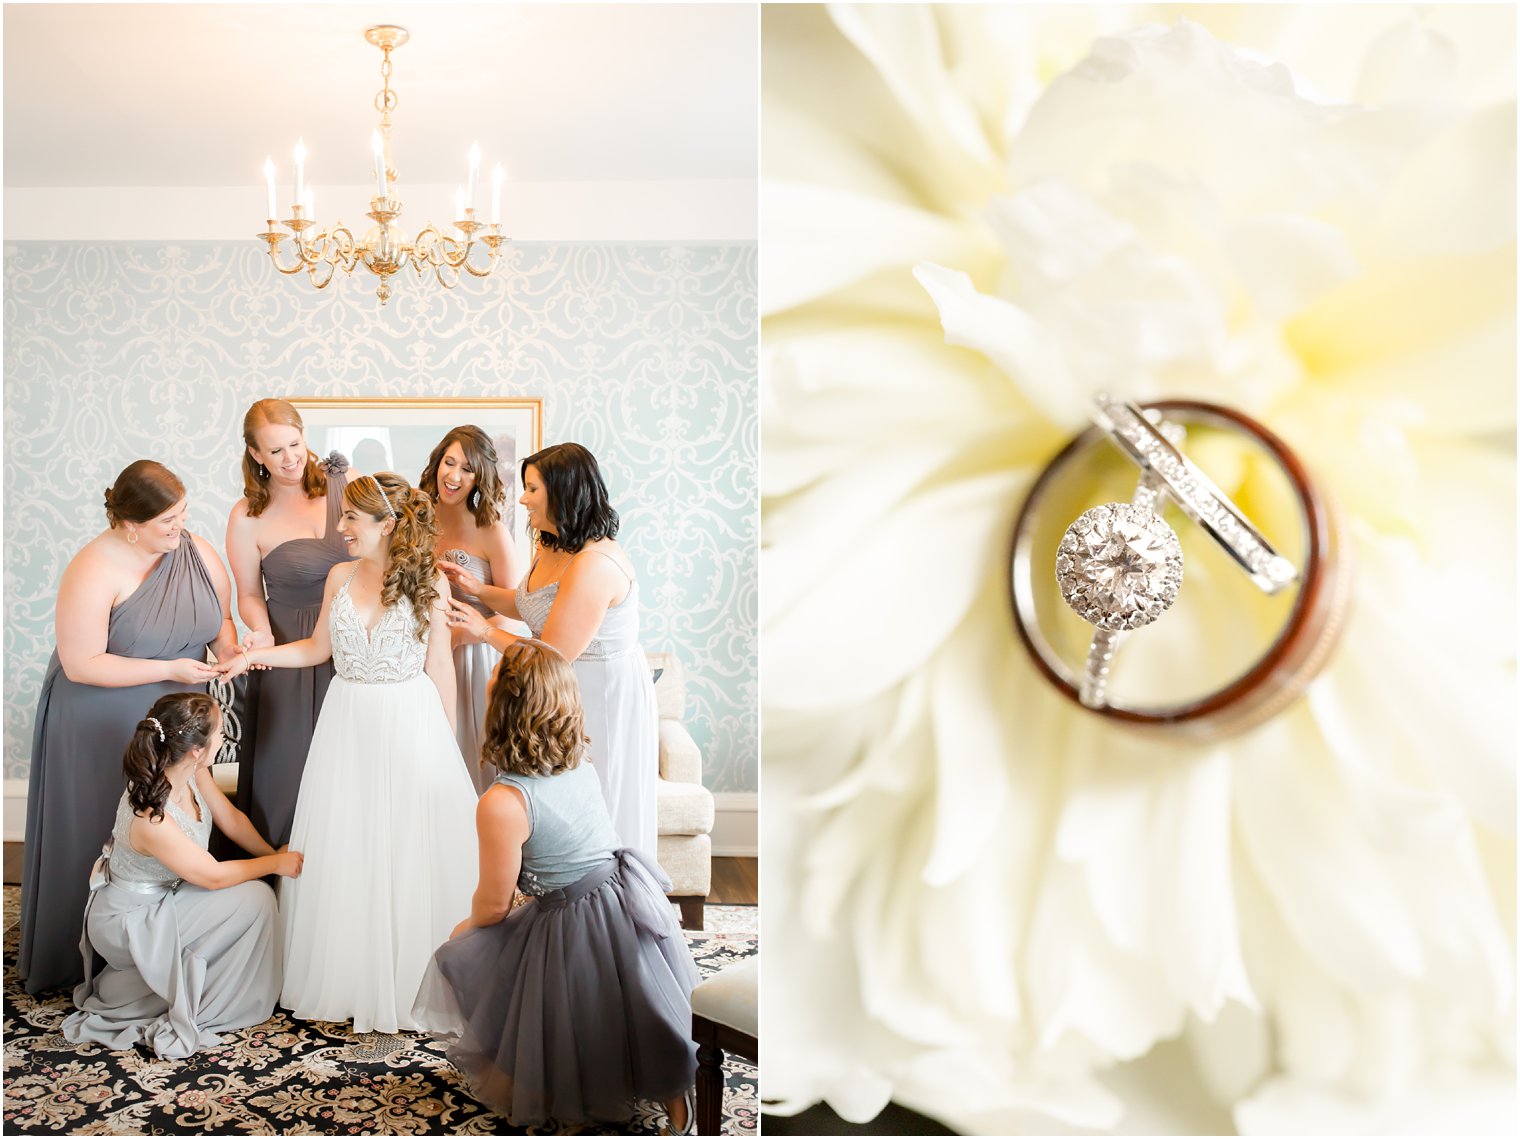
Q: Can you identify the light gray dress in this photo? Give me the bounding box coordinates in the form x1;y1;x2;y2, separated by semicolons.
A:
63;782;280;1059
237;457;353;846
441;547;502;796
413;764;698;1127
20;534;224;994
516;555;658;855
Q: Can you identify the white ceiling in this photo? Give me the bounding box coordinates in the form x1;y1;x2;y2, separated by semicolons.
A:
3;3;759;190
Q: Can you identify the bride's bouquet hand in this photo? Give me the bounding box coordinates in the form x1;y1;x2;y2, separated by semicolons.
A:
438;560;485;598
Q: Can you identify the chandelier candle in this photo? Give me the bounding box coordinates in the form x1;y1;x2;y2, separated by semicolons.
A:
264;157;276;220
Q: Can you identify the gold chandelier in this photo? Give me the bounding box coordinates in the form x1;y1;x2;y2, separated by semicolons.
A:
258;25;506;305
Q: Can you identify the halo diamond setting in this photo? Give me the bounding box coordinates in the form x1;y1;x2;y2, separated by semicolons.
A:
1056;503;1183;632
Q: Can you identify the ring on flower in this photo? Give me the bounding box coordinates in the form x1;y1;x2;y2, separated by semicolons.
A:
1056;499;1183;709
1094;394;1297;594
1011;398;1351;737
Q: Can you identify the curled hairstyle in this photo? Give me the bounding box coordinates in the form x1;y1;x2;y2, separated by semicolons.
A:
104;460;185;528
419;425;506;529
124;693;220;823
480;640;589;778
241;399;325;517
522;442;619;553
344;472;440;640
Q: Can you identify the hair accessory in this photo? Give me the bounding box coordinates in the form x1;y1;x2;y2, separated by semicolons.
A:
365;474;398;520
145;717;165;743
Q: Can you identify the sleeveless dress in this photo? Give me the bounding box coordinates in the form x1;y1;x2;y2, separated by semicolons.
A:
20;535;224;995
412;764;698;1126
62;782;280;1058
516;560;658;856
441;547;502;796
237;458;353;847
278;567;479;1033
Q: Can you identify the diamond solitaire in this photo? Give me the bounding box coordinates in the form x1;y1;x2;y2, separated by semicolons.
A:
1056;503;1183;632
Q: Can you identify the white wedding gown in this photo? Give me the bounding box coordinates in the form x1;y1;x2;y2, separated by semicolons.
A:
279;570;478;1033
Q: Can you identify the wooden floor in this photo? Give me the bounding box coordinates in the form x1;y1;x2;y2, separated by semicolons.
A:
3;843;755;904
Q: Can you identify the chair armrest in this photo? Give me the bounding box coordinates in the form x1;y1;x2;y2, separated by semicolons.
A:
659;719;702;785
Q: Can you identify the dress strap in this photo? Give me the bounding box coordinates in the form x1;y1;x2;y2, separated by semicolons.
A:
342;561;362;590
584;547;634;586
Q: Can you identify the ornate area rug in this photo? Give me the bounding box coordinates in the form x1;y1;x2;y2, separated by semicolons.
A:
3;888;758;1135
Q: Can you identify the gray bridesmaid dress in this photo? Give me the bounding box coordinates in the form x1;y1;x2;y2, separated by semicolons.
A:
441;548;502;796
235;458;352;847
63;782;280;1058
412;763;698;1127
19;535;223;995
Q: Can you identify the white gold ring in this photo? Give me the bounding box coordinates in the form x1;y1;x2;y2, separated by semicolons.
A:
1093;394;1297;594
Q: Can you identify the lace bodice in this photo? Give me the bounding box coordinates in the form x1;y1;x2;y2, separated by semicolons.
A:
331;571;429;684
107;782;210;886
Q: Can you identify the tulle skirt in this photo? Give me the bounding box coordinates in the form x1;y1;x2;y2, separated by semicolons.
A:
412;848;698;1126
280;673;478;1033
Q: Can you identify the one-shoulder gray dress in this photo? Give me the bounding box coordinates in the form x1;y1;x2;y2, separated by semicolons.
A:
63;782;280;1058
441;547;502;796
413;764;697;1127
236;460;352;846
20;535;224;994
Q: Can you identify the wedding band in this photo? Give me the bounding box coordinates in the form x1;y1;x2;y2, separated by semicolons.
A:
1010;399;1352;738
1093;394;1297;593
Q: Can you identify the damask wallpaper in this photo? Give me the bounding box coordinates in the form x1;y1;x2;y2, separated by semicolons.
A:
3;240;757;792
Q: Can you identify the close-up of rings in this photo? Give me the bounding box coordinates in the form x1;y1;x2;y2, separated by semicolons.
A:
1011;396;1353;738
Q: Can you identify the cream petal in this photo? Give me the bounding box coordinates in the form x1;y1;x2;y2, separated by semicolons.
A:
914;261;1088;428
1225;213;1360;320
764;468;1026;711
764;179;996;316
1235;712;1426;990
1236;1067;1518;1135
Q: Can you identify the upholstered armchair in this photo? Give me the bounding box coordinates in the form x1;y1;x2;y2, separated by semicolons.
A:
648;651;715;929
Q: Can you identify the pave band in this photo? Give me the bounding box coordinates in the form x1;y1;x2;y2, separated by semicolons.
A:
1010;399;1351;737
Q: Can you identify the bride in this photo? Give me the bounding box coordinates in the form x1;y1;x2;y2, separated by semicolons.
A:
220;471;477;1032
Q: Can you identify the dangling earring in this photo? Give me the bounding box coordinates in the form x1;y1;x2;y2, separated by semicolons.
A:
258;463;269;479
469;488;480;509
127;528;139;545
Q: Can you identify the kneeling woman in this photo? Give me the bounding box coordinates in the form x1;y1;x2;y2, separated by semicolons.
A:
64;692;302;1059
413;639;697;1133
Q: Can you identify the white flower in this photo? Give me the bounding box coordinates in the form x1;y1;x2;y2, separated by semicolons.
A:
763;6;1515;1134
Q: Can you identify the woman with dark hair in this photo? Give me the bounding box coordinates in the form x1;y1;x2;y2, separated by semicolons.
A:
225;398;353;846
63;692;299;1058
20;460;244;995
420;425;525;794
412;639;696;1132
440;442;657;855
219;472;477;1033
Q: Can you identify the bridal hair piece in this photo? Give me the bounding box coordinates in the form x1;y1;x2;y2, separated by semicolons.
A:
125;693;220;825
363;474;398;520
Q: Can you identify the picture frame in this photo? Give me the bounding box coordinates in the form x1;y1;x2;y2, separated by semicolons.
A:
291;396;543;568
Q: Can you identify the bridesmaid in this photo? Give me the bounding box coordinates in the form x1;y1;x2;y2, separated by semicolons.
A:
441;443;657;856
225;398;352;847
64;692;301;1059
20;460;242;994
419;425;524;794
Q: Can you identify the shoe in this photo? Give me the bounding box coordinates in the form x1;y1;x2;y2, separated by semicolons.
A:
661;1087;696;1136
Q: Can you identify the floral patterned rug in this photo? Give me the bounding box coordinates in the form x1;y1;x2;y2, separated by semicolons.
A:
2;888;758;1135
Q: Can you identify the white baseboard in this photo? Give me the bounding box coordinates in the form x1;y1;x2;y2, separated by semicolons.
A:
5;779;29;843
710;790;757;858
4;778;761;858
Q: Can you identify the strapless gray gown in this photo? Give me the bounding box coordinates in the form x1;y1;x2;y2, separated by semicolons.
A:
441;548;502;796
20;535;223;994
236;465;352;847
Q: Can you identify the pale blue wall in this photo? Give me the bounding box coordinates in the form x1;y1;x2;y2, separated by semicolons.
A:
3;240;757;791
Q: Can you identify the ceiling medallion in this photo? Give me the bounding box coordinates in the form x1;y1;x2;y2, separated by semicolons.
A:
258;25;507;305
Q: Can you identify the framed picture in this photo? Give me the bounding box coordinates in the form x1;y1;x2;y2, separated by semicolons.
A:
291;397;542;568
